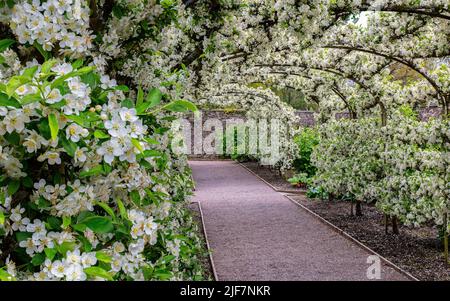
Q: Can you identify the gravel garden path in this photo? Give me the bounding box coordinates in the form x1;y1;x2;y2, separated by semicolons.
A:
190;160;410;281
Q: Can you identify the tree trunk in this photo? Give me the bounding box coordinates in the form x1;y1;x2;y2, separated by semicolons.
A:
444;213;449;264
379;102;387;126
329;193;335;202
392;216;399;235
440;95;448;119
384;214;389;234
355;201;363;216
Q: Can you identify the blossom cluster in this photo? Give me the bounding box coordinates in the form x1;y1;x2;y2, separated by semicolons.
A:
0;58;205;281
311;109;449;229
197;84;300;170
10;0;94;55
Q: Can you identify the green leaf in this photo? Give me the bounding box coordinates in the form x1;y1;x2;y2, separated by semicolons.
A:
95;251;112;263
114;85;129;92
6;75;30;97
64;114;89;127
0;93;21;108
142;266;154;280
53;173;63;186
0;269;15;281
49;99;66;109
130;190;141;206
143;137;159;145
143;150;163;157
80;72;99;89
50;67;94;89
56;241;76;255
77;235;92;252
136;86;144;107
146;88;162;106
7;180;20;196
164;100;197;112
37;118;51;139
51;72;77;89
77;66;95;75
85;111;101;123
121;98;134;109
4;132;20;145
71;59;84;69
38;196;51;209
76;211;94;224
115;223;129;236
72;223;87;232
117;199;128;220
163;255;176;263
15;231;32;242
22;65;39;80
154;270;173;280
31;253;46;266
5;0;14;9
62;216;71;229
95;201;116;220
80;216;114;234
94;130;109;139
22;177;33;188
47;217;62;230
112;5;124;18
131;138;143;153
84;266;113;281
48;113;59;142
20;93;41;105
136;88;162;114
60;136;77;157
0;210;4;225
79;165;104;178
44;248;57;260
103;163;112;174
144;189;158;205
0;39;15;52
41;59;58;74
34;42;51;60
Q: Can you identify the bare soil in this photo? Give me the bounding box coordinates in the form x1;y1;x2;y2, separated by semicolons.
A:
241;161;306;193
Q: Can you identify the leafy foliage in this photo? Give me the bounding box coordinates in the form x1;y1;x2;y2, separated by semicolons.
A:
292;127;320;177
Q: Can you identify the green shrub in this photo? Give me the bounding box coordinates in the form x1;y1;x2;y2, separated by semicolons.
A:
288;172;310;188
293;127;320;177
306;186;329;200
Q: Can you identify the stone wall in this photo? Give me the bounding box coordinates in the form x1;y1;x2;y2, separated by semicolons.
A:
418;106;442;121
183;107;443;158
182;110;247;158
295;111;315;126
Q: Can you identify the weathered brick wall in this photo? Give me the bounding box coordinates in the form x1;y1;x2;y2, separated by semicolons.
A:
418;106;442;121
295;111;315;126
182;110;247;158
295;107;442;126
183;107;442;158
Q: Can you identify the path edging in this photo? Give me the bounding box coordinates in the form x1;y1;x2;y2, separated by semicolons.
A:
238;164;307;195
270;189;306;195
238;162;419;281
191;200;219;281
